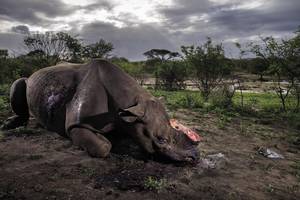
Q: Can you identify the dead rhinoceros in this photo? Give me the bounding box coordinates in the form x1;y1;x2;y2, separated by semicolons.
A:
2;59;200;162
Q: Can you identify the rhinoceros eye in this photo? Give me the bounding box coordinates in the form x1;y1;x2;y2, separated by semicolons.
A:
157;136;168;144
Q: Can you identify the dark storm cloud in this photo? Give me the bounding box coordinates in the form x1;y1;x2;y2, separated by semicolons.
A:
209;0;300;34
157;0;300;58
159;0;212;29
0;0;76;25
79;22;177;60
160;0;300;37
11;25;30;35
0;0;299;60
161;0;211;17
80;1;114;12
159;0;243;29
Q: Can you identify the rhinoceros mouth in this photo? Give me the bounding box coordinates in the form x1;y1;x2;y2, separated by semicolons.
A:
153;144;200;164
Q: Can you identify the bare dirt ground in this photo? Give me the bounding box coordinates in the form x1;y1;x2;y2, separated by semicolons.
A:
1;109;300;200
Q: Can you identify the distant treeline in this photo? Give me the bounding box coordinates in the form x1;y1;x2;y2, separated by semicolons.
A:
0;28;299;111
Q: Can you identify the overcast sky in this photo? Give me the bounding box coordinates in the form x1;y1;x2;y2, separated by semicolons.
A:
0;0;299;60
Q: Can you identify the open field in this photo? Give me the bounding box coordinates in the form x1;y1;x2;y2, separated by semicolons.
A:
1;87;300;200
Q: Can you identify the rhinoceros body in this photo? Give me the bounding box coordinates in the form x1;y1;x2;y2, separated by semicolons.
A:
3;59;199;162
26;60;149;136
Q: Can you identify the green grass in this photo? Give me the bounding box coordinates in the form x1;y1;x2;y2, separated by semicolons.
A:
150;90;204;109
0;84;9;112
150;89;297;112
79;167;97;177
149;89;300;130
233;92;297;112
143;176;167;191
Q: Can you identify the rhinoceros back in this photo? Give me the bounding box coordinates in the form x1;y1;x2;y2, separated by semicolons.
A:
26;64;83;136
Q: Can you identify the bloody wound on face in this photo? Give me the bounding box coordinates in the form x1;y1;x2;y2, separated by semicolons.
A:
170;119;202;143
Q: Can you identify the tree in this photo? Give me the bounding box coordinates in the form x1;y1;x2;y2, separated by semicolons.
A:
58;32;83;63
0;49;8;59
248;32;300;111
24;32;83;65
143;49;180;63
250;57;268;81
143;49;180;89
156;61;187;90
234;43;247;108
287;29;300;110
0;49;12;83
182;38;232;100
83;39;113;59
0;34;116;84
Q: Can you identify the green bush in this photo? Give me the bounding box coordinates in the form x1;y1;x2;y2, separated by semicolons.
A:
0;84;10;112
0;56;51;84
182;38;233;100
156;61;187;90
209;85;235;109
175;93;203;108
0;97;8;112
143;176;166;191
112;59;147;85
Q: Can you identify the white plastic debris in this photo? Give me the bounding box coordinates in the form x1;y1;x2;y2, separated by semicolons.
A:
257;147;284;159
200;153;227;169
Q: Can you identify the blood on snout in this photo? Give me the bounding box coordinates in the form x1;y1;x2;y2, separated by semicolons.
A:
170;119;202;143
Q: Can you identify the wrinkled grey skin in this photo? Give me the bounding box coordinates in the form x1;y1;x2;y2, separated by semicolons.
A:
2;59;199;163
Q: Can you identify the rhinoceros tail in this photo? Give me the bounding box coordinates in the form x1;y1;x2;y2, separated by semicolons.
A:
10;77;29;117
1;78;29;130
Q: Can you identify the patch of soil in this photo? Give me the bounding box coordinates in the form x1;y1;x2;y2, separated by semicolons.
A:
1;110;300;200
95;162;177;191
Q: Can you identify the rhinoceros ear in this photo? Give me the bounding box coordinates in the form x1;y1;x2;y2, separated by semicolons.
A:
119;103;145;123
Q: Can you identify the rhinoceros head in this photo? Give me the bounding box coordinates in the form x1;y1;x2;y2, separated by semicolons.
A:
118;98;200;163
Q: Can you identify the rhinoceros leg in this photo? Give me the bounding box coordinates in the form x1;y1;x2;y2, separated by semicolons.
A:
70;127;112;157
1;78;29;130
65;65;113;157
